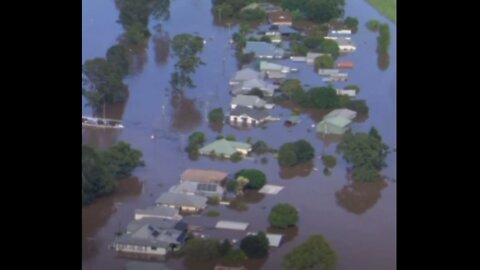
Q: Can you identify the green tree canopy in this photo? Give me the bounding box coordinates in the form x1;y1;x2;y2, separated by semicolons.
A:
106;44;129;77
283;235;337;270
183;238;221;261
240;232;269;259
208;108;224;123
279;79;304;99
320;39;340;59
337;128;390;182
278;140;315;167
269;203;299;228
82;58;129;110
234;169;267;189
315;55;335;70
101;142;145;179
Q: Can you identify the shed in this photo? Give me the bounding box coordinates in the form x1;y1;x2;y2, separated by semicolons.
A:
215;221;250;231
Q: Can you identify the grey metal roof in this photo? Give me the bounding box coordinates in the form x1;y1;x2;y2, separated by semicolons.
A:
232;78;275;96
230;106;270;121
135;206;180;219
116;219;187;248
231;68;262;82
231;95;267;108
155;192;207;209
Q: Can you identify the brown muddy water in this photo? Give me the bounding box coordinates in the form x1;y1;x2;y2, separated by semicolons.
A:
82;0;396;269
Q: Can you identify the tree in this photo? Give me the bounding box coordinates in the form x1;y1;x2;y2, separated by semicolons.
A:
367;19;380;31
208;108;224;123
82;145;115;205
309;87;339;109
369;127;382;141
344;16;359;30
101;142;145;179
186;131;205;154
305;0;345;23
320;39;340;59
171;34;205;58
234;169;267;189
278;140;315;167
346;99;369;114
183;238;221;261
322;155;337;168
106;44;129;77
240;232;269;259
82;58;129;110
315;55;334;70
290;43;308;56
269;203;299;228
283;235;337;270
239;8;266;21
377;23;391;54
303;35;323;50
337;130;390;182
252;140;270;154
225;249;247;263
219;239;232;256
279;79;304;99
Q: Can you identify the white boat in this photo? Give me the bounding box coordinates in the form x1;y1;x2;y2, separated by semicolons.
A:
82;116;124;129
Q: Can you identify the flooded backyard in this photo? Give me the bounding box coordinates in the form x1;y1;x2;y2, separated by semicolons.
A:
82;0;396;269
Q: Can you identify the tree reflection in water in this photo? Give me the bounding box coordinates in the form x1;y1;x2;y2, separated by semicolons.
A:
335;178;388;215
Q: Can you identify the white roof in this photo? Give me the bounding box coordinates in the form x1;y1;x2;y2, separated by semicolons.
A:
324;109;357;120
215;221;249;231
258;184;284;195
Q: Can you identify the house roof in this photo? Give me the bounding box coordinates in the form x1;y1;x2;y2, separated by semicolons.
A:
233;78;276;95
268;11;292;23
324;109;357;121
257;24;298;35
199;139;251;157
230;106;270;121
318;116;352;128
231;95;267;108
216;220;250;231
180;169;228;184
169;181;224;195
231;68;262;82
124;261;172;270
259;61;289;72
333;37;355;46
117;219;188;248
155;192;207;209
306;52;329;61
244;41;284;57
135;206;180;219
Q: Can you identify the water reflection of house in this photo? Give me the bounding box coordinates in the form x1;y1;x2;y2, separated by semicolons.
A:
134;206;183;221
198;138;252;158
169;181;225;199
229;106;271;126
113;218;188;260
155;192;208;213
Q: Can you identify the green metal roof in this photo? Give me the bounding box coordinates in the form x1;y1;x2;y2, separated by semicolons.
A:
323;116;351;127
199;139;251;156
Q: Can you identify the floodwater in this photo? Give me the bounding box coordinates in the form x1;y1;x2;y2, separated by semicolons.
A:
82;0;396;269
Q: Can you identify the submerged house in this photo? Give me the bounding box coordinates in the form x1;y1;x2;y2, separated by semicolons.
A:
324;109;357;121
229;68;264;85
231;95;274;110
257;24;299;37
180;169;228;185
336;89;357;97
244;41;285;59
231;78;276;97
112;218;188;259
316;116;352;135
198;139;252;158
134;206;182;221
229;105;271;126
259;61;291;73
155;192;207;212
169;181;225;199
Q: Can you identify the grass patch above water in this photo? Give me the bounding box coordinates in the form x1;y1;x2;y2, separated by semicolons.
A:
367;0;396;23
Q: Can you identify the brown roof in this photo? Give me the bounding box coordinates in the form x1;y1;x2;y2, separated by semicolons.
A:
268;11;292;23
180;169;228;184
214;266;247;270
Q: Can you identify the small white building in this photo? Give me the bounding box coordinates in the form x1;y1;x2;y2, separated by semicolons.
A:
336;89;357;97
229;106;271;126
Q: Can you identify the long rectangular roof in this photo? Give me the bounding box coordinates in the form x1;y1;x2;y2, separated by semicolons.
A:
155;192;207;209
180;169;228;184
